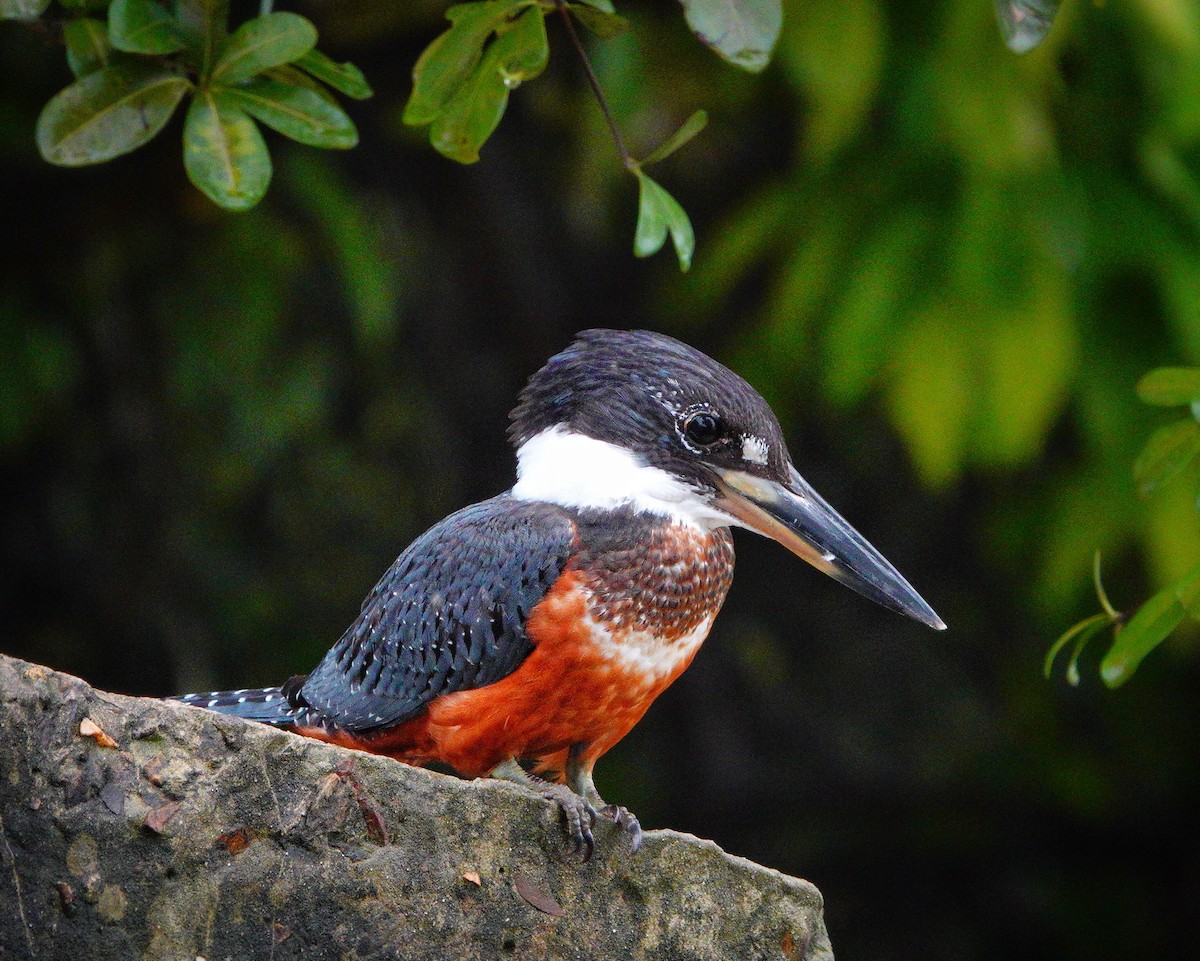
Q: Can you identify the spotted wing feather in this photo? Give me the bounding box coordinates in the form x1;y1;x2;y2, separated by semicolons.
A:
296;496;576;733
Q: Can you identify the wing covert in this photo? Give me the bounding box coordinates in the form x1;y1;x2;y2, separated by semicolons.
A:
297;496;576;732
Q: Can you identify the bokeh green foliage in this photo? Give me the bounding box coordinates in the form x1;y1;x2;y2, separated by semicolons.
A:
4;2;1200;958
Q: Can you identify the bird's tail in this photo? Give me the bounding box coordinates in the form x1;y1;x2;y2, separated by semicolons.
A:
169;685;298;725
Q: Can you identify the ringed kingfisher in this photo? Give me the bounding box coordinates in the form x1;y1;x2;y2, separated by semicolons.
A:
175;329;944;857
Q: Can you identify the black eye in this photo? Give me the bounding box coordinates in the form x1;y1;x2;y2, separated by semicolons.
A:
683;411;722;448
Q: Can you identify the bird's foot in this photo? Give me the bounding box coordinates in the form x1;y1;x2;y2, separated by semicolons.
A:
598;803;643;853
539;782;598;861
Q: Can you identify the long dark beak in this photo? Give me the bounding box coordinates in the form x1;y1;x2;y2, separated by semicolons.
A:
714;466;946;630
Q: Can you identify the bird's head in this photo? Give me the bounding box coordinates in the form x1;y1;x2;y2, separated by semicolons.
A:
510;329;944;630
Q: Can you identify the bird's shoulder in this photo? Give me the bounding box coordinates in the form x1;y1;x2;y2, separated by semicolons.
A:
296;495;579;732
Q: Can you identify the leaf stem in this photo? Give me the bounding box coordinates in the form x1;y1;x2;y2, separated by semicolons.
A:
552;0;634;170
260;0;275;16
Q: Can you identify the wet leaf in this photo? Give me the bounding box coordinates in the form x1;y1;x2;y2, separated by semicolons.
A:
183;90;272;211
634;170;695;271
679;0;782;73
1101;563;1200;687
1136;366;1200;406
210;11;317;87
109;0;186;55
994;0;1063;54
404;0;530;126
36;63;190;166
64;17;111;78
514;874;564;916
221;77;357;149
1133;419;1200;495
640;109;708;166
295;49;373;100
79;717;118;748
0;0;51;19
428;6;548;164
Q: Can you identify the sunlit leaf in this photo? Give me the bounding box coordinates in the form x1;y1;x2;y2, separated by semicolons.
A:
221;77;357;149
993;0;1063;54
109;0;186;55
568;3;628;38
64;17;112;78
885;306;973;487
678;0;782;72
428;6;548;164
1136;367;1200;406
183;89;272;210
295;49;373;100
781;0;885;162
1132;419;1200;495
824;210;929;405
634;170;695;271
404;0;531;127
210;11;317;86
36;63;190;166
1044;613;1111;682
0;0;51;19
1100;563;1200;687
974;272;1078;468
640;110;708;167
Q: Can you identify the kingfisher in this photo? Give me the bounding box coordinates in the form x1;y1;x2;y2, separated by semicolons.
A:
174;329;944;857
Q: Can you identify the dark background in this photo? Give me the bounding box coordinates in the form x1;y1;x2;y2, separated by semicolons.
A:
3;1;1199;958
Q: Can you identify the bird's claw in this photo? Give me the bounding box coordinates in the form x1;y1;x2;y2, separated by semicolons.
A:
541;785;597;861
599;803;643;853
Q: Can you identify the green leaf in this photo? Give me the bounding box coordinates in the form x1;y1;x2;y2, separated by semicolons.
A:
0;0;51;20
678;0;782;73
633;170;695;272
1133;419;1200;496
640;109;708;166
428;6;548;164
109;0;186;55
1101;563;1200;687
173;0;229;78
823;210;930;405
404;0;531;127
885;306;974;487
64;18;112;78
36;63;190;166
295;49;373;100
220;77;357;149
1044;612;1111;683
183;89;272;211
572;0;615;11
781;0;884;162
994;1;1064;54
210;11;317;87
1136;367;1200;406
568;3;629;38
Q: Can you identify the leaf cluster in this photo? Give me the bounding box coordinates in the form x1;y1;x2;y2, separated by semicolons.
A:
1047;368;1200;688
19;0;372;210
401;0;778;269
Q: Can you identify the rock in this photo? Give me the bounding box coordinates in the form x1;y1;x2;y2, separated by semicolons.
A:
0;653;833;960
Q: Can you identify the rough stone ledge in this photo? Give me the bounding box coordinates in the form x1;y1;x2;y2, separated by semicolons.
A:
0;653;832;960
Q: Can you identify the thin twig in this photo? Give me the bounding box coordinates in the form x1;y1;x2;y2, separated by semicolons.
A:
552;0;635;170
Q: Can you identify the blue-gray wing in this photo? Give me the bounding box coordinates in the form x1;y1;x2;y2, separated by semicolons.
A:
296;495;576;733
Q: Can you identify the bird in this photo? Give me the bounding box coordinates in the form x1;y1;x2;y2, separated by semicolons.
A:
172;329;944;858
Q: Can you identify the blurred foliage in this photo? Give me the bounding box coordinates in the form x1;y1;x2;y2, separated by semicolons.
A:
4;1;1200;959
1049;367;1200;687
